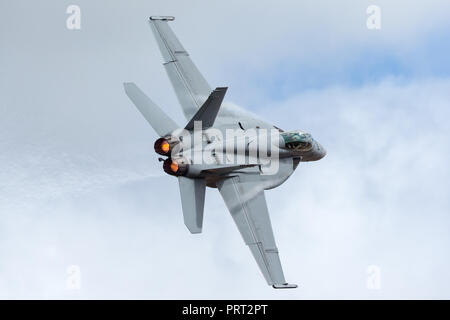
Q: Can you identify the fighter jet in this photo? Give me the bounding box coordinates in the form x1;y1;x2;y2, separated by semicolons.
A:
124;16;326;289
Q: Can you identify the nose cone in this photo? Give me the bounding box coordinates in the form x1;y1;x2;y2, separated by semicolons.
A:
316;143;326;160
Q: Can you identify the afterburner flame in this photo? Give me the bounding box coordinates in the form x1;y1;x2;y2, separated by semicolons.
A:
161;141;170;153
170;161;179;173
154;137;172;155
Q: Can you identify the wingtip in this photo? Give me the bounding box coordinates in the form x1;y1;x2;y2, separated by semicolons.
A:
215;87;228;92
123;82;135;91
272;283;298;289
149;16;175;21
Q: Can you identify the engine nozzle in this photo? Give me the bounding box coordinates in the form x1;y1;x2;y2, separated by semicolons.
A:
154;137;171;155
163;157;188;176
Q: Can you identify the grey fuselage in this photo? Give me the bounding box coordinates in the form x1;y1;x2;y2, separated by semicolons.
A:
166;125;326;189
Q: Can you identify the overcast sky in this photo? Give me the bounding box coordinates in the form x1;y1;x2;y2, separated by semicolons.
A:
1;0;450;299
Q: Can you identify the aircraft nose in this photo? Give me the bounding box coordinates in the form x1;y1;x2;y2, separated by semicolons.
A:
317;143;326;160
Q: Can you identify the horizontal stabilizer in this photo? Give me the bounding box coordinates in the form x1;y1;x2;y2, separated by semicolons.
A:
185;87;228;131
123;82;179;137
178;177;206;234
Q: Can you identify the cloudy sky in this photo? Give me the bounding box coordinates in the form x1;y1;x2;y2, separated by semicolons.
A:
1;0;450;299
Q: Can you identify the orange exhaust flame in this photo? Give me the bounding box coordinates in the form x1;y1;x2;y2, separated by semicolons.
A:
161;141;170;153
170;161;179;173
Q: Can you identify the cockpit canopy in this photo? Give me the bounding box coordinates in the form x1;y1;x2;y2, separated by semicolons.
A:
281;131;313;151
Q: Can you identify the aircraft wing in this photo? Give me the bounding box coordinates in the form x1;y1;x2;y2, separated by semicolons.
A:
149;17;274;130
149;16;211;121
217;173;297;288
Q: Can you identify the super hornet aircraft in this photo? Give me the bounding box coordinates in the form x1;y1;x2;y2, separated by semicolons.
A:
124;16;326;289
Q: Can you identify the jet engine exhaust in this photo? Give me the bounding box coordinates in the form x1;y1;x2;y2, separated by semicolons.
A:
163;158;188;176
154;137;171;155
